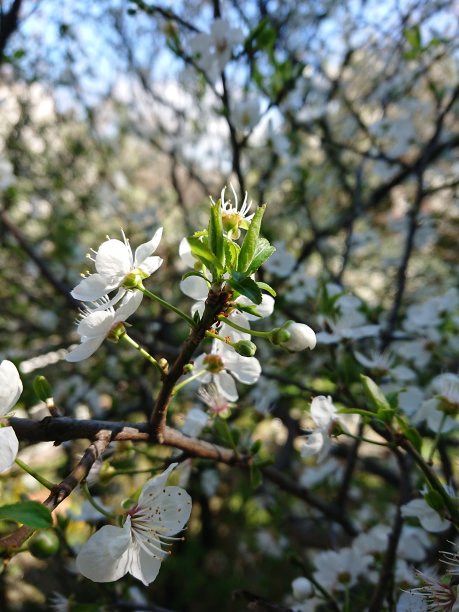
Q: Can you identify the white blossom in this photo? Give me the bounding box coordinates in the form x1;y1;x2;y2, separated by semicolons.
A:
76;463;192;585
192;342;261;401
401;499;450;533
65;291;143;362
71;228;163;307
0;360;22;473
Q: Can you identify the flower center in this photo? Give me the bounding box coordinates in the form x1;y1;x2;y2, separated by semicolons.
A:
203;354;225;374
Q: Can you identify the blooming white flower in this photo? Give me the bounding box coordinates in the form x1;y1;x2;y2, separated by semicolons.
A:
71;228;163;306
313;546;373;592
213;185;255;238
76;463;192;585
263;240;296;278
65;291;143;362
231;98;261;131
401;498;450;533
317;295;380;344
300;396;358;462
192;342;261;401
198;383;230;415
292;577;314;600
0;360;22;473
189;18;244;80
181;407;209;438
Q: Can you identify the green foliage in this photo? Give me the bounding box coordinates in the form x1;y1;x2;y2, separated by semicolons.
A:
0;501;52;528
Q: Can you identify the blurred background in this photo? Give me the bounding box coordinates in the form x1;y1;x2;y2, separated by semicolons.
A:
0;0;458;610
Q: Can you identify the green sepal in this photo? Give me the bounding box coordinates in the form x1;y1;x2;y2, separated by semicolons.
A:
245;237;276;275
0;501;52;528
227;272;262;305
237;204;266;273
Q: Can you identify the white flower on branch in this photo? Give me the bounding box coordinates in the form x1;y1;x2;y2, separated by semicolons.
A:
76;463;192;585
401;498;450;533
193;342;261;401
71;228;163;307
65;292;143;362
0;360;22;473
300;395;358;463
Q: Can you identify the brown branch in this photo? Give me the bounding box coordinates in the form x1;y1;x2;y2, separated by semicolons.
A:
149;284;232;440
0;430;111;552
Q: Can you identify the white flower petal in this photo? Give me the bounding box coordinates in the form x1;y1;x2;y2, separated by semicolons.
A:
65;336;106;362
0;427;19;472
138;256;163;276
116;290;144;321
179;238;197;268
76;522;131;582
96;239;132;281
138;464;179;503
71;274;108;302
128;541;163;585
215;371;238;401
142;486;192;536
180;275;209;301
77;310;115;338
225;354;261;385
238;294;275;320
134;227;163;267
0;360;23;415
311;396;336;429
300;430;326;458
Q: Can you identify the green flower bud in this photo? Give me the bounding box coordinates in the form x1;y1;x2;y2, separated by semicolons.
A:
270;327;291;345
233;340;257;357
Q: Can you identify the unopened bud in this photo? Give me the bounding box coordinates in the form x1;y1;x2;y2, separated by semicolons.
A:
233;340;257;357
272;321;316;352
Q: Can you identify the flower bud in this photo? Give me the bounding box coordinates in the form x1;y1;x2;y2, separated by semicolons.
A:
273;321;316;352
233;340;257;357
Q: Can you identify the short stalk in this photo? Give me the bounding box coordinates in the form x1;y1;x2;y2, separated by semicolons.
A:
206;329;235;347
80;481;114;520
341;431;392;448
139;284;194;326
14;458;55;490
120;332;164;375
172;370;207;395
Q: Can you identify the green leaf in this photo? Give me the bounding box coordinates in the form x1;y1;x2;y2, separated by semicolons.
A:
186;236;222;276
237;204;266;273
424;490;445;512
246;237;276;275
33;375;52;401
224;237;240;269
0;501;52;528
360;374;391;412
181;269;210;283
256;281;277;297
228;274;262;305
404;25;421;51
402;426;423;453
208;201;225;267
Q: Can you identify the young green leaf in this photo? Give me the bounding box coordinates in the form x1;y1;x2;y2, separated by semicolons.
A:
228;273;262;304
237;204;266;273
360;374;391;412
0;501;52;528
246;237;276;275
208;200;225;267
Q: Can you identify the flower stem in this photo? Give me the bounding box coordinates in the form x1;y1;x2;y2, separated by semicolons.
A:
139;285;194;326
80;481;114;520
217;315;270;338
171;370;207;395
120;332;164;375
205;329;235;347
14;458;55;490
